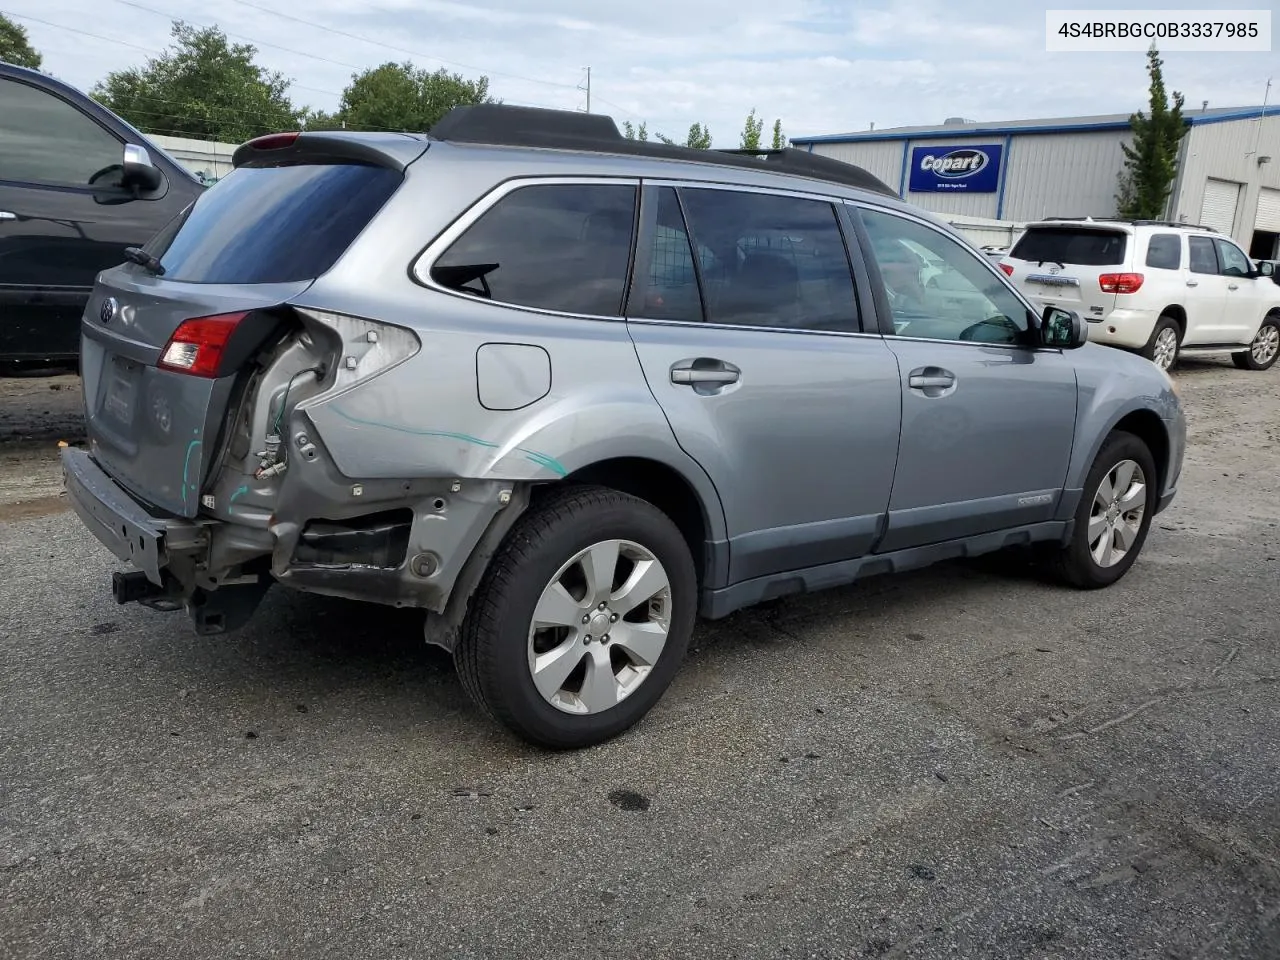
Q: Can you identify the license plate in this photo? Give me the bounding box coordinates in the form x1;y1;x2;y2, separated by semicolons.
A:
103;357;138;427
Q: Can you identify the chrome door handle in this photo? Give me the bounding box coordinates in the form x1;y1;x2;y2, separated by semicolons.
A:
908;373;955;389
0;211;16;221
1185;279;1198;287
670;360;740;386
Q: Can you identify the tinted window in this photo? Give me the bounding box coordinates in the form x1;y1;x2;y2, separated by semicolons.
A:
677;189;858;331
1010;227;1127;266
1215;239;1252;277
1145;233;1182;270
432;183;637;317
861;208;1032;345
1188;236;1219;275
627;187;703;323
0;78;123;187
152;163;401;284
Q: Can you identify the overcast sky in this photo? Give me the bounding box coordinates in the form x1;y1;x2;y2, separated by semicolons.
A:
6;0;1276;143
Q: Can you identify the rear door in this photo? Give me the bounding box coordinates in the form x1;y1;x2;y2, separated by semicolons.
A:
0;75;167;362
854;205;1079;551
625;183;902;584
1002;224;1130;324
82;155;407;516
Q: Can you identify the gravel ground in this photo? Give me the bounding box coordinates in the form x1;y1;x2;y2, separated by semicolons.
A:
1;360;1278;960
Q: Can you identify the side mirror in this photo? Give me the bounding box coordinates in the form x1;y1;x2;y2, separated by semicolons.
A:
1256;260;1275;278
122;144;163;192
1040;305;1087;349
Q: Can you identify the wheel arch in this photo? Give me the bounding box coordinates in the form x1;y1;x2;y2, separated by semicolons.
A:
553;455;728;589
1158;305;1186;339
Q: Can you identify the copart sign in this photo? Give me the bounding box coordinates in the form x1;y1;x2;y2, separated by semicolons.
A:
908;143;1004;193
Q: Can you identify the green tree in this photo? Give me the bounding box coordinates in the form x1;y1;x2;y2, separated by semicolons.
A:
0;13;42;69
657;122;712;149
1116;45;1186;219
318;62;494;133
92;21;302;142
771;118;786;150
740;108;764;151
622;120;649;141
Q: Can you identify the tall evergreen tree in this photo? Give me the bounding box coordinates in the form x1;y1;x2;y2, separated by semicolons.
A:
1116;45;1187;219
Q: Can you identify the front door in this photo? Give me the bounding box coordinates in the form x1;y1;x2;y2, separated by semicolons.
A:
626;184;903;585
1215;237;1272;341
854;205;1079;553
0;76;161;361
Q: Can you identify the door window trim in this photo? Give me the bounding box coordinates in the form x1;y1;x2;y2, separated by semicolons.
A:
626;178;875;338
0;75;129;192
846;200;1054;352
409;175;643;322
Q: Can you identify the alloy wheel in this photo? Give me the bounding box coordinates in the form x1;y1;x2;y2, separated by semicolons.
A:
527;539;672;715
1152;327;1178;371
1251;324;1279;366
1087;459;1147;568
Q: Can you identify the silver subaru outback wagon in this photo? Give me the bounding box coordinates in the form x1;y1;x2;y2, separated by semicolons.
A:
63;105;1186;749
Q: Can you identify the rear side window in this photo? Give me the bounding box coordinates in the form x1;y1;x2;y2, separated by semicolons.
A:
431;183;638;317
677;188;859;332
1188;236;1218;275
154;163;402;284
1145;233;1182;270
627;187;703;323
1010;228;1128;266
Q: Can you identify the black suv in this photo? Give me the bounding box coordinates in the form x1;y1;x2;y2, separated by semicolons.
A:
0;63;204;368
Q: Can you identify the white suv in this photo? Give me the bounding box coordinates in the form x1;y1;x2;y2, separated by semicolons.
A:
999;219;1280;372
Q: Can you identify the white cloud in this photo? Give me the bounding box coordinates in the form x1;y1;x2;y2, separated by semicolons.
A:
7;0;1274;146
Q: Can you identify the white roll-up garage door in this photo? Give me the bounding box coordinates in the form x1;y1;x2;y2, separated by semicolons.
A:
1256;187;1280;232
1200;178;1242;234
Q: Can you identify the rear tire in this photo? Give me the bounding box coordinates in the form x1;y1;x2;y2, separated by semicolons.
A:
1141;315;1181;371
1231;315;1280;371
455;485;697;749
1042;431;1158;589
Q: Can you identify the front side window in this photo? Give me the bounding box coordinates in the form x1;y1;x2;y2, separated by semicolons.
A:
431;182;638;317
677;188;859;332
860;207;1032;345
1215;239;1252;277
1145;233;1182;270
1188;236;1219;275
0;78;124;188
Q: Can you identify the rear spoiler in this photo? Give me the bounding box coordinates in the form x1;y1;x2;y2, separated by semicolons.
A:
232;131;429;172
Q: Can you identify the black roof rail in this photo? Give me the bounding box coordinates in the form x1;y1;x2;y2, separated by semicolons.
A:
427;104;898;197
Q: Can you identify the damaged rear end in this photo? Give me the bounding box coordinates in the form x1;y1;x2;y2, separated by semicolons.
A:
63;130;444;633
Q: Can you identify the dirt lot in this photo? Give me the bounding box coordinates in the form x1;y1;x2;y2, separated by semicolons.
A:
1;360;1279;959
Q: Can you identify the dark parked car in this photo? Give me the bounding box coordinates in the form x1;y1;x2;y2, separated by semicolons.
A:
0;63;204;368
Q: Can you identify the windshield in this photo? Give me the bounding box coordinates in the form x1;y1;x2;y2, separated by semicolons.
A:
1011;227;1128;266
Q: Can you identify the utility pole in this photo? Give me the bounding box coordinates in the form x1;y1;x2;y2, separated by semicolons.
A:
578;66;591;113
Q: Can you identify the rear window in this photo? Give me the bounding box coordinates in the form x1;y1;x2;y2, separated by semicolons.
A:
152;163;402;284
1010;227;1128;267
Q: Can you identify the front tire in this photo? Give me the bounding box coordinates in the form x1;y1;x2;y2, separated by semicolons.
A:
455;485;697;749
1232;315;1280;371
1141;315;1181;371
1044;431;1158;589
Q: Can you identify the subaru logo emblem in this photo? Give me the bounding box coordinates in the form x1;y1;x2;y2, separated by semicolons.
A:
100;298;118;324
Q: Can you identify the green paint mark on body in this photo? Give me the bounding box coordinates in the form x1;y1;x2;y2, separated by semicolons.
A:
329;405;567;477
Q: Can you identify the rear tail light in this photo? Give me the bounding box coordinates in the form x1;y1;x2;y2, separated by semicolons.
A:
1099;272;1144;294
245;132;300;150
158;312;249;377
998;263;1014;277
